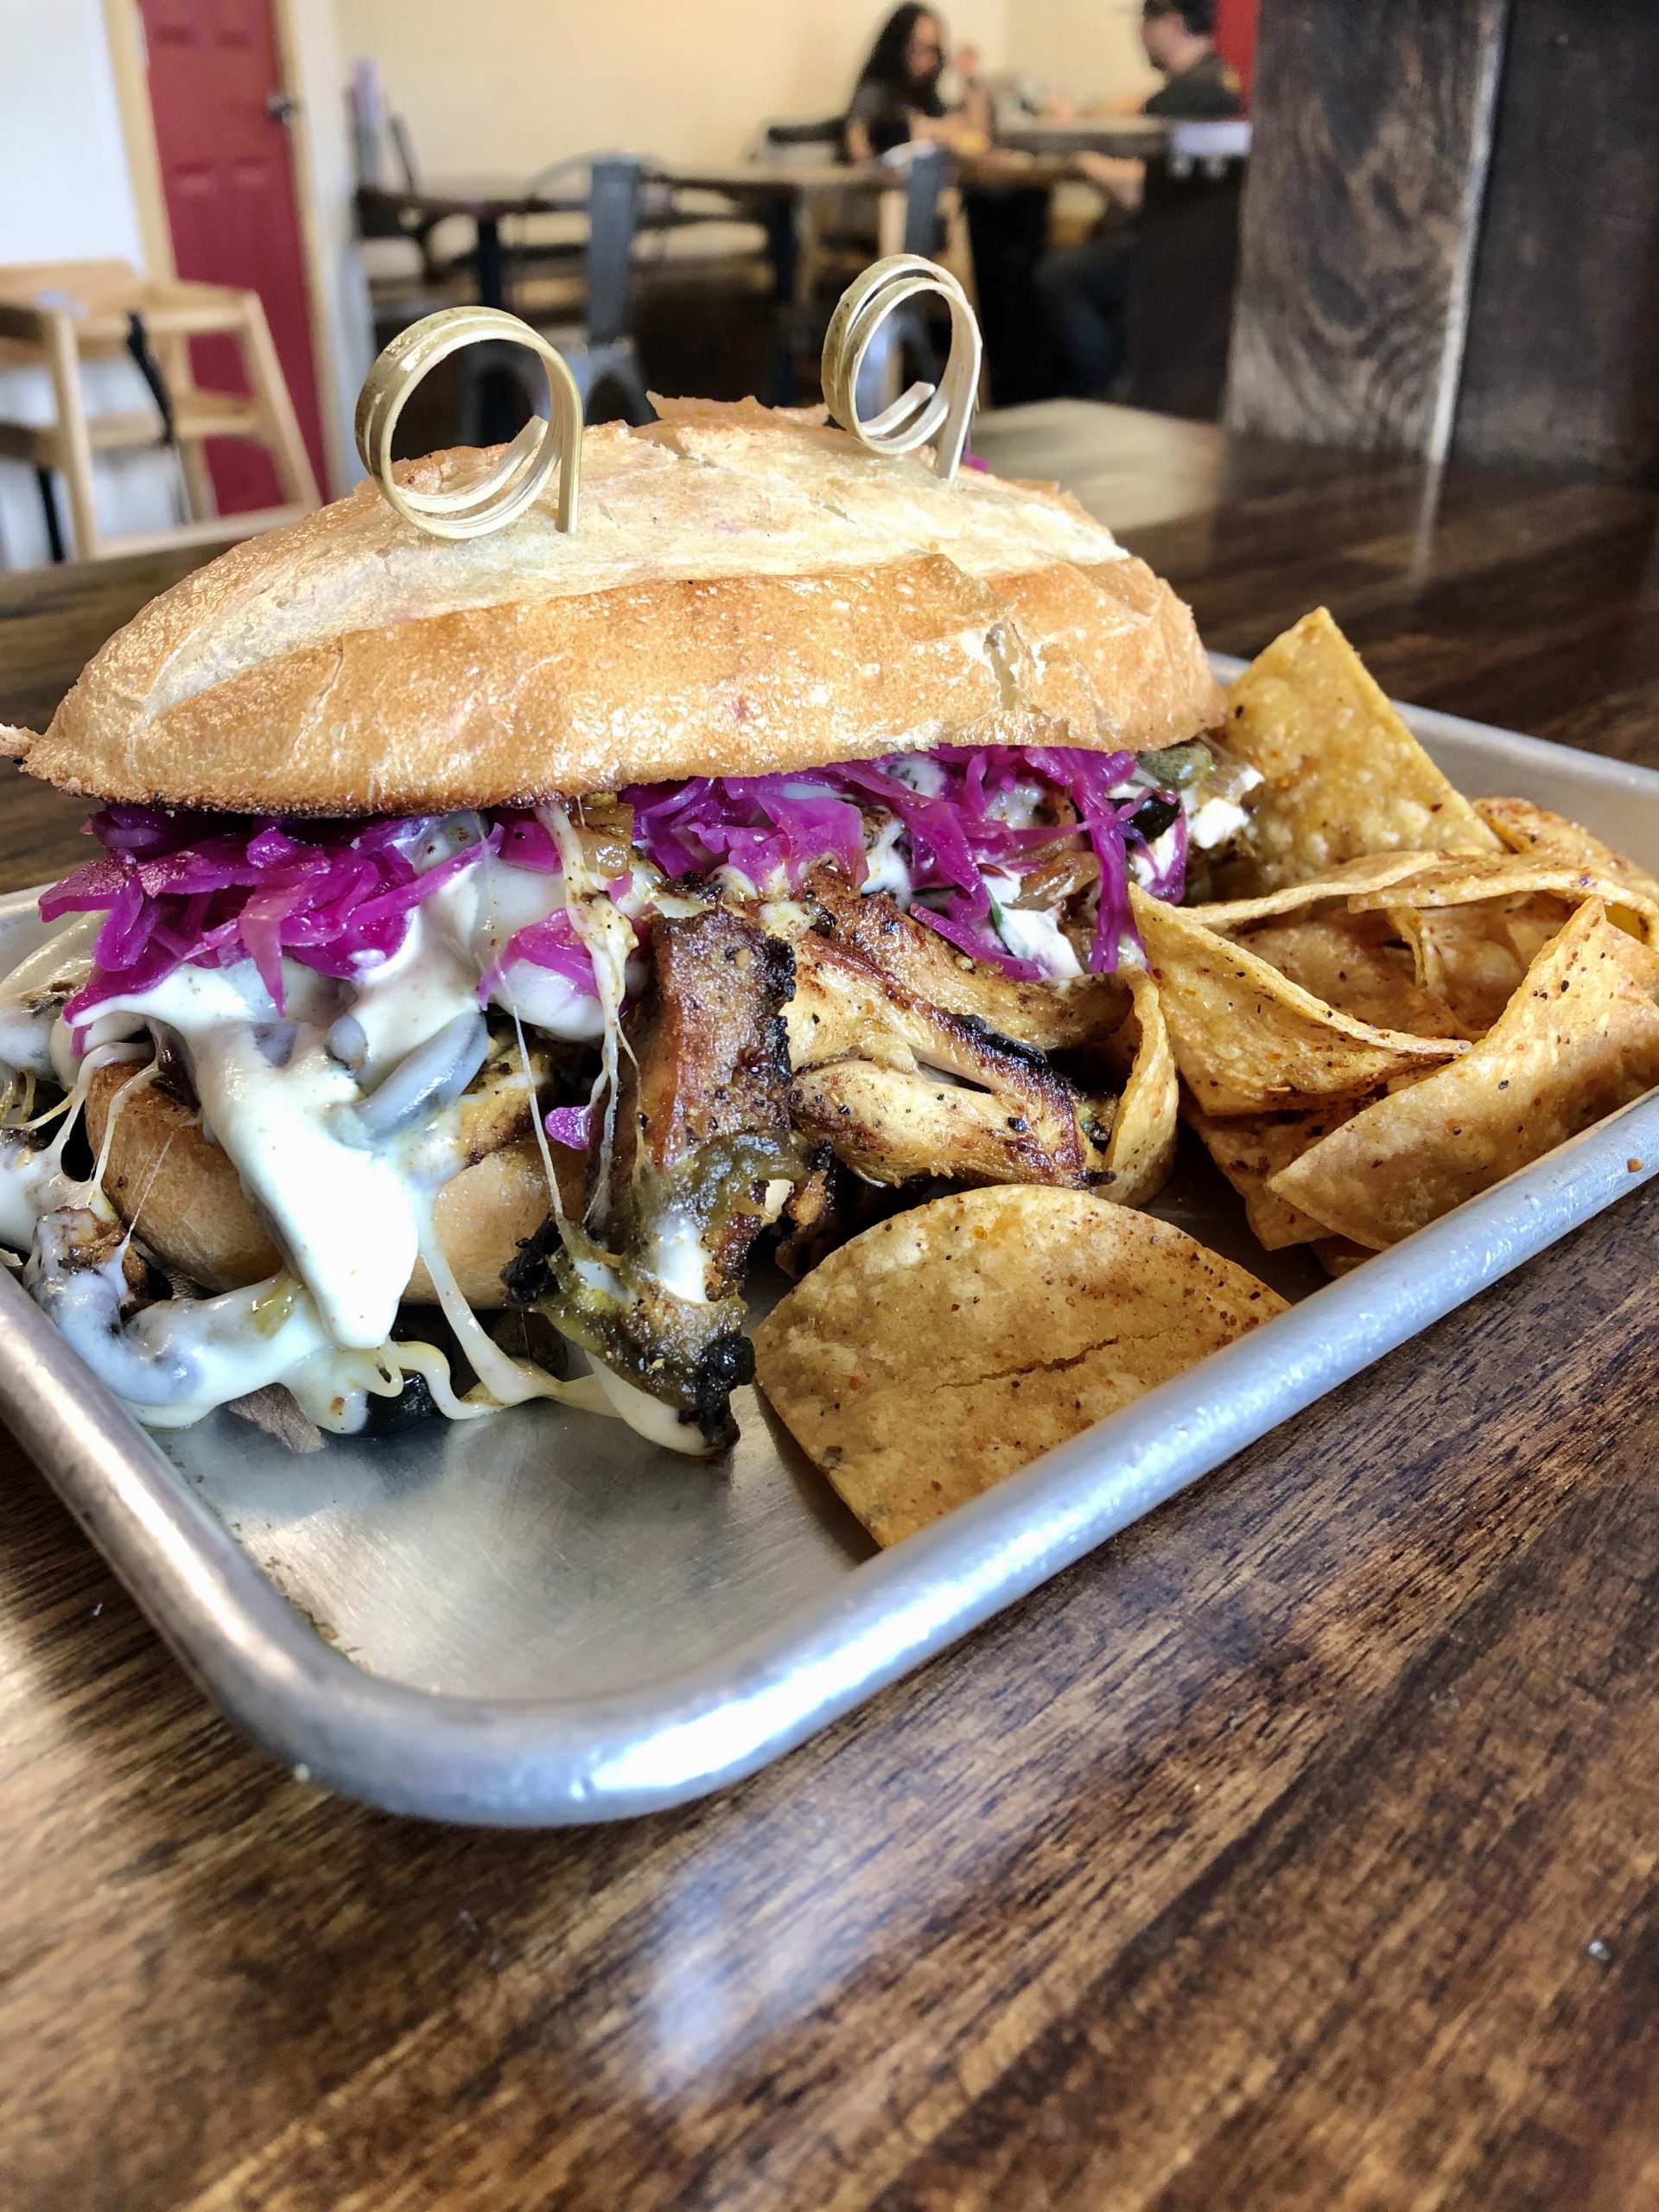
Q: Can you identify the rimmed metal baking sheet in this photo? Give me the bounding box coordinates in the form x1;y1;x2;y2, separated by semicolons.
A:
3;679;1657;1826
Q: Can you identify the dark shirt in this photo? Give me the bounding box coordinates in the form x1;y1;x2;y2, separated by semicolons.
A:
1142;49;1243;120
847;73;946;157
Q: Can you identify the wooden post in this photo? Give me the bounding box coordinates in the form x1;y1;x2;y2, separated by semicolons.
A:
1227;0;1659;486
1226;0;1510;461
1452;0;1659;485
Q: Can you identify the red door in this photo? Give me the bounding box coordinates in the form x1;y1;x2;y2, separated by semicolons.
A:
137;0;327;510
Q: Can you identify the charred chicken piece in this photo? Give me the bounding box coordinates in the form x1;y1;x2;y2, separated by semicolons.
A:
766;873;1118;1191
781;868;1123;1053
510;906;799;1446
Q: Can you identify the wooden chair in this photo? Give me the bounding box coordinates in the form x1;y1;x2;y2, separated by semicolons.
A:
464;157;653;433
0;260;319;561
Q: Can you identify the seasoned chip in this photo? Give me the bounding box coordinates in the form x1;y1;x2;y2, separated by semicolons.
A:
1102;964;1178;1204
1190;851;1450;933
1477;797;1659;904
753;1187;1287;1546
1344;855;1659;945
1313;1237;1372;1278
1386;903;1529;1037
1131;887;1465;1117
1241;911;1465;1038
1218;609;1500;892
1268;900;1659;1249
1184;1096;1371;1249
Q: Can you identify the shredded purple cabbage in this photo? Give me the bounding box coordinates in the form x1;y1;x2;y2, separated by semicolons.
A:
45;747;1182;1029
624;745;1177;976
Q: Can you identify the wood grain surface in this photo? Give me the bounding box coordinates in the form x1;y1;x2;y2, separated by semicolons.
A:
1452;0;1659;486
4;404;1659;2209
1228;0;1510;460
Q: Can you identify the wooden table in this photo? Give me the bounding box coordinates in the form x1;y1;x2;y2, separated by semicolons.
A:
4;405;1659;2210
995;113;1168;159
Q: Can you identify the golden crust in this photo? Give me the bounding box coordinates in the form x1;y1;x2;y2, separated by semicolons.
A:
15;414;1223;816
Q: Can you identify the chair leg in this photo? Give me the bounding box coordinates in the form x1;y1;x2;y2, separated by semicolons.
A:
156;331;216;522
34;468;66;563
40;309;101;558
237;291;320;507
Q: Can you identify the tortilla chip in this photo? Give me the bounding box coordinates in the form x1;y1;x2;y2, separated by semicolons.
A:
1185;1096;1372;1249
1477;797;1659;905
753;1187;1287;1546
1131;887;1465;1117
1242;911;1466;1038
1386;903;1529;1036
1313;1237;1371;1278
1102;964;1178;1204
1218;608;1500;893
1345;855;1659;945
1268;900;1659;1249
1190;851;1451;933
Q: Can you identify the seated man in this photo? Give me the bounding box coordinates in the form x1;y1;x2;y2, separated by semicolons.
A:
1035;0;1243;398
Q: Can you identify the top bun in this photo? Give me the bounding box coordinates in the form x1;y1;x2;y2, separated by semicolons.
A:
3;399;1224;817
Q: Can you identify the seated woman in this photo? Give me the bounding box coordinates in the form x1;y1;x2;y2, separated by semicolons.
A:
843;5;989;162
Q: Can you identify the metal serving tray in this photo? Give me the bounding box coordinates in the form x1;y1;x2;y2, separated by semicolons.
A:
4;677;1659;1826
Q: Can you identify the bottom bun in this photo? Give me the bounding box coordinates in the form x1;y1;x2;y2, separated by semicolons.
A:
86;1063;574;1309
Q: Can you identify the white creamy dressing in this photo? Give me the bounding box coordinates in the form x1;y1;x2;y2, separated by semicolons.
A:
0;913;102;1079
0;837;661;1442
982;872;1084;980
1188;794;1253;849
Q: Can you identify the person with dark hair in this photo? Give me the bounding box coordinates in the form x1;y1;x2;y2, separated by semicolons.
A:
1034;0;1243;397
843;6;990;162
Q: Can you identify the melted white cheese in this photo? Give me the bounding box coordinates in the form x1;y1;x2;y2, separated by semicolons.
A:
983;873;1083;981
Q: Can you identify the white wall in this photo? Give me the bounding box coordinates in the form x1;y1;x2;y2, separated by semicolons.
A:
282;0;374;493
334;0;1013;173
1010;0;1160;105
0;0;176;568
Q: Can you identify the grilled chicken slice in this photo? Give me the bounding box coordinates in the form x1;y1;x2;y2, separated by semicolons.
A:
791;1058;1115;1186
509;906;798;1444
765;871;1116;1190
773;867;1125;1052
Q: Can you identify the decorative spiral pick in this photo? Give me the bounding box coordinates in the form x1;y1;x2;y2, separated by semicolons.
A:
820;254;982;481
354;306;583;540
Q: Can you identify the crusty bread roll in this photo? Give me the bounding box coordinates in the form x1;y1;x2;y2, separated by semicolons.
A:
86;1065;581;1308
4;404;1223;814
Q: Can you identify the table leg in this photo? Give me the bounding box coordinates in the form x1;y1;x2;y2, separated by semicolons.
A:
471;215;523;445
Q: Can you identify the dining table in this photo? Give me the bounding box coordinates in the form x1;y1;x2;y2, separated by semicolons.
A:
3;401;1659;2209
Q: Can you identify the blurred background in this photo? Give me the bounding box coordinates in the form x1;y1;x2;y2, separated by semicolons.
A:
0;0;1652;571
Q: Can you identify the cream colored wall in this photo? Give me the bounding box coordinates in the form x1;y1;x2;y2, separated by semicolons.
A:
1006;0;1160;105
334;0;1011;171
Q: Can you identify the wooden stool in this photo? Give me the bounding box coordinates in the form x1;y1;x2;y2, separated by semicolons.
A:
0;259;319;562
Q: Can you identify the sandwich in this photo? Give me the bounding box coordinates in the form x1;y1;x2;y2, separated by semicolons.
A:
0;397;1253;1452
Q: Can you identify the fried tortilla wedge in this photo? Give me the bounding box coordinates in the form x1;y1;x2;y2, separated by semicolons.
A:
1477;797;1659;905
1240;911;1466;1038
1268;899;1659;1249
1218;608;1500;893
1344;855;1659;945
1385;902;1530;1038
1131;887;1465;1116
1101;964;1179;1205
1184;1096;1370;1249
753;1186;1286;1546
1186;851;1452;933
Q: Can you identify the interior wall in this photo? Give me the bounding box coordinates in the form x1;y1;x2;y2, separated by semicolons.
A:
334;0;1014;172
0;0;175;569
1007;0;1160;105
280;0;374;493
